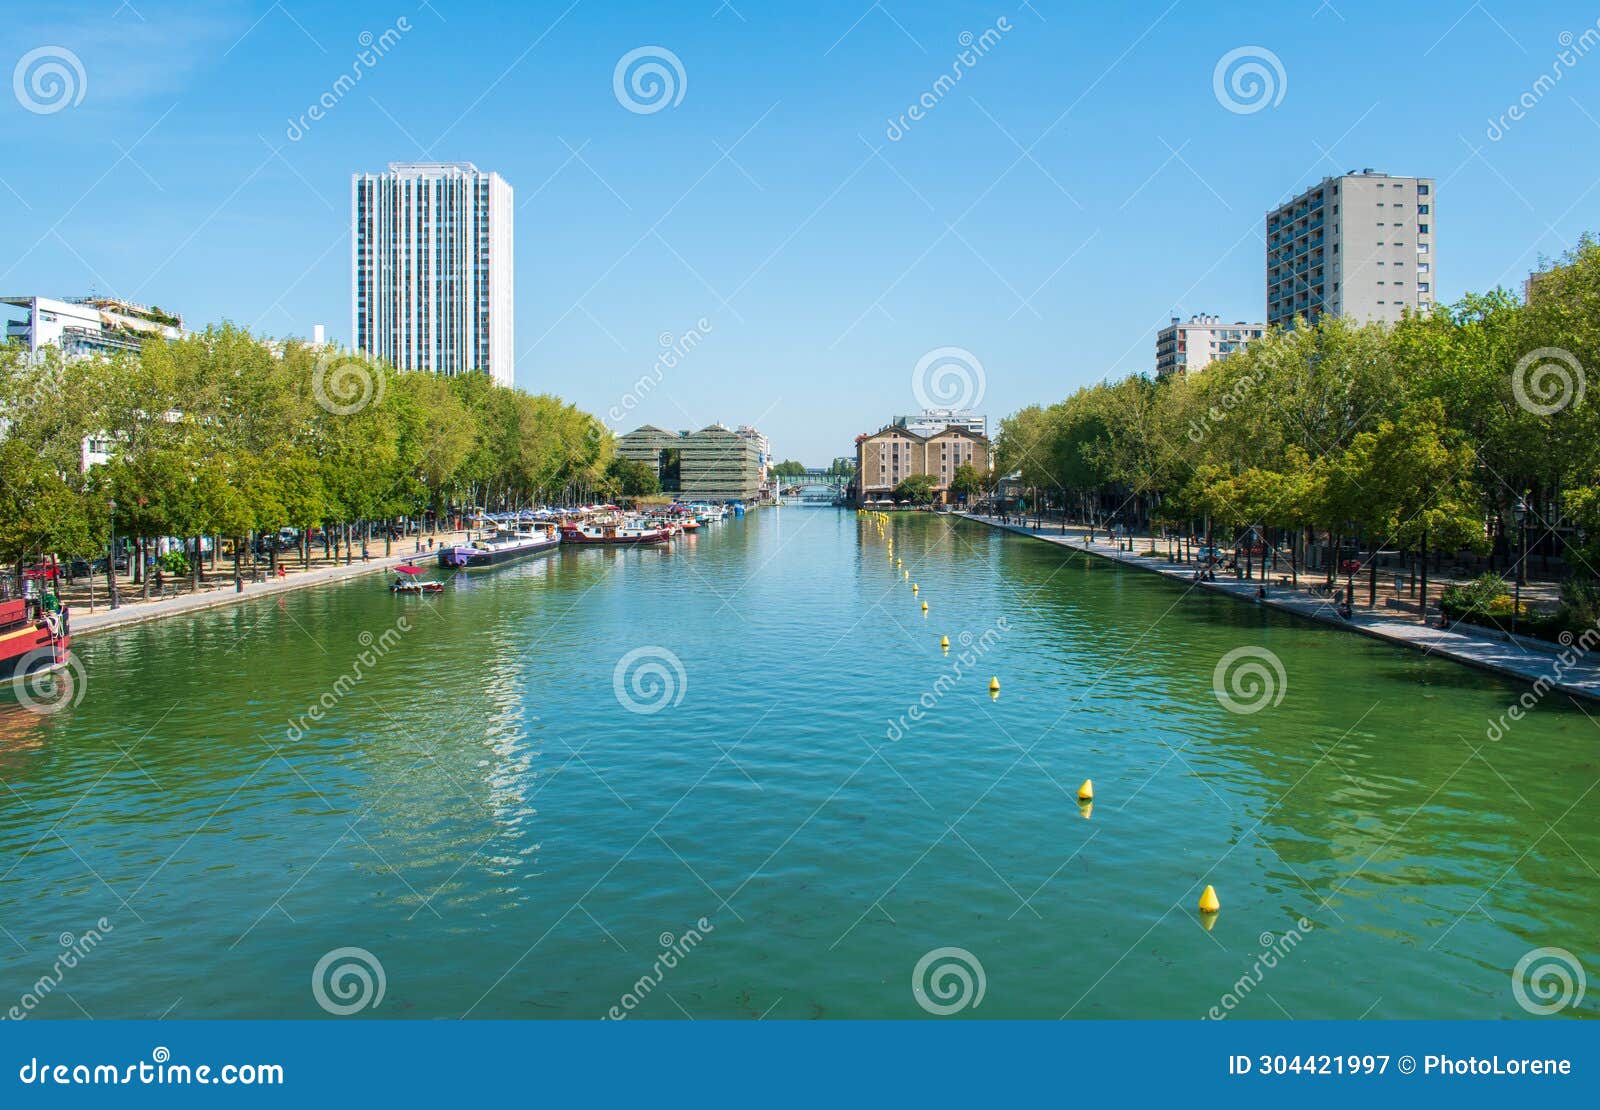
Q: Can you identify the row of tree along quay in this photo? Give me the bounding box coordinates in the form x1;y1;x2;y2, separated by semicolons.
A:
991;236;1600;643
0;326;627;605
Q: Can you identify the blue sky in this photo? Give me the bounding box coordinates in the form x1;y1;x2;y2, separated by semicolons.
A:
5;0;1600;461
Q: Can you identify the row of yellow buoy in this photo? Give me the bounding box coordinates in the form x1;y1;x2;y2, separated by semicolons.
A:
866;507;1221;924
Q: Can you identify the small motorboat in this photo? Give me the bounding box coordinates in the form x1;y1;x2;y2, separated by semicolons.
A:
390;579;444;595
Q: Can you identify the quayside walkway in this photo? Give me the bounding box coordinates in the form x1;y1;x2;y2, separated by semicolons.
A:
961;513;1600;703
67;541;462;638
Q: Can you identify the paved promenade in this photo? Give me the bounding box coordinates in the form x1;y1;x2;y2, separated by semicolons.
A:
962;514;1600;703
68;543;455;638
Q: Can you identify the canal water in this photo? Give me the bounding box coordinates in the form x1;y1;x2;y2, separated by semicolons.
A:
1;510;1595;1020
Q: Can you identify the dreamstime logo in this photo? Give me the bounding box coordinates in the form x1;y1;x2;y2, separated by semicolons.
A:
311;946;386;1015
10;648;87;716
1484;620;1600;742
1212;46;1286;114
912;946;985;1015
613;46;686;114
13;46;87;115
312;351;384;416
1212;645;1287;715
1511;347;1585;416
606;317;714;428
1487;25;1600;141
1512;946;1585;1015
285;18;412;141
1188;367;1264;442
2;917;113;1021
911;346;985;410
885;17;1013;142
284;617;411;741
885;616;1008;741
612;646;687;715
603;917;715;1019
1203;919;1314;1019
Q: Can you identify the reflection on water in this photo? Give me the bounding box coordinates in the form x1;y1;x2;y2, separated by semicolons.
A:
0;511;1596;1019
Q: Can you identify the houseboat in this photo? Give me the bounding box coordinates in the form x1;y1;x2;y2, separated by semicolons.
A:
1;592;70;686
560;518;673;545
438;521;561;569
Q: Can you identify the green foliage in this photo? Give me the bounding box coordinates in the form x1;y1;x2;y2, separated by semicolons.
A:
771;459;807;477
0;325;611;570
1440;573;1512;617
1001;240;1600;592
606;456;661;497
893;474;938;505
949;462;986;500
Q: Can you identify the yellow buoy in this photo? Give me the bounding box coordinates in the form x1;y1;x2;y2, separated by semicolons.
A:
1077;779;1094;802
920;601;928;612
940;635;949;650
1198;885;1221;914
989;676;1000;692
911;584;918;594
903;570;909;580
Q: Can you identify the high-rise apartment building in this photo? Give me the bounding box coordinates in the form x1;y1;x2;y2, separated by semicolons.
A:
352;161;513;385
1266;170;1435;329
1155;314;1265;378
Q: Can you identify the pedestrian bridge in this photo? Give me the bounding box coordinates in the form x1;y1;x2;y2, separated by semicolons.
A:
778;469;847;489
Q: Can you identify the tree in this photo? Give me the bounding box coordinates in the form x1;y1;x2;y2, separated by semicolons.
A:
605;456;661;497
771;459;807;478
950;462;985;503
893;474;937;505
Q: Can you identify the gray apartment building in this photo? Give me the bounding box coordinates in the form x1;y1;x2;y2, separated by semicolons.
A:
1155;313;1265;378
1266;170;1435;329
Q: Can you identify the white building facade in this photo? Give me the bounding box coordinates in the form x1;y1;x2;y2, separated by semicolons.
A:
891;408;988;439
352;161;514;385
1267;170;1435;329
1155;314;1265;378
3;295;184;359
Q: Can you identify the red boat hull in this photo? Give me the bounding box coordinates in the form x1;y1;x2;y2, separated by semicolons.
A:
0;599;70;684
560;526;673;545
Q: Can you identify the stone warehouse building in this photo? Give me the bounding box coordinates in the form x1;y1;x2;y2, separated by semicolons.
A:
853;424;989;506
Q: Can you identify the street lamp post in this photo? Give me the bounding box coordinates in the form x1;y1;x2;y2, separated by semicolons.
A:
106;498;120;610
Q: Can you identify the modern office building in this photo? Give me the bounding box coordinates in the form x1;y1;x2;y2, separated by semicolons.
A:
618;424;683;492
735;424;772;485
680;424;764;502
351;161;513;385
2;295;184;359
854;424;990;506
620;423;767;501
890;408;988;439
1155;314;1266;378
1266;170;1435;329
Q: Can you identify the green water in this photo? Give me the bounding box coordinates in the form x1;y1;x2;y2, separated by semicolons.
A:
1;511;1595;1019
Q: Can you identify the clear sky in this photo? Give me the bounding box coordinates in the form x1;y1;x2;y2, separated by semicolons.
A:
5;0;1599;461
